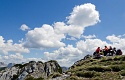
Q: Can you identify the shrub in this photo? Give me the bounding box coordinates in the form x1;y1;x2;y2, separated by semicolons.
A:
110;65;121;72
37;61;43;64
120;56;125;61
25;76;44;80
120;64;125;70
92;76;103;80
76;60;90;66
75;71;97;78
29;61;36;63
114;56;121;61
100;57;113;62
34;77;44;80
114;56;125;61
58;66;62;74
120;70;125;76
0;67;6;71
25;76;34;80
111;61;124;65
100;57;107;62
87;66;111;72
90;59;96;62
66;76;79;80
52;73;61;78
11;74;19;80
53;61;62;73
14;64;24;68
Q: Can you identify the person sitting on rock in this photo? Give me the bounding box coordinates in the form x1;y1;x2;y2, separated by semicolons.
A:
113;47;117;55
96;47;100;54
103;46;109;56
116;49;122;55
93;47;101;59
108;46;114;56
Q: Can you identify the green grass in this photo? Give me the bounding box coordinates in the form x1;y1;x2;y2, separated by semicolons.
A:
87;66;111;72
65;76;80;80
67;55;125;79
120;70;125;76
51;73;61;78
75;71;99;78
25;76;44;80
110;65;122;72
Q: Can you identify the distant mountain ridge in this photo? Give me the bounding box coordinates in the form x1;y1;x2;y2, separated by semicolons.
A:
0;62;7;67
61;66;68;72
0;62;16;68
7;63;15;68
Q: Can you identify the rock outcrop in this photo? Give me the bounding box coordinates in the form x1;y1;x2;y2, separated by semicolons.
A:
0;60;62;80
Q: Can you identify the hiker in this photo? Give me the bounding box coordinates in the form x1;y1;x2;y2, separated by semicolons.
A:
96;47;100;54
93;47;100;55
116;49;122;55
113;47;117;55
103;46;109;56
108;46;114;56
93;47;101;59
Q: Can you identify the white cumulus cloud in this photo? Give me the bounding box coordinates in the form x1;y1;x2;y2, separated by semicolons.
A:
54;3;100;38
2;53;45;64
76;39;108;54
23;3;100;49
0;36;29;54
54;22;84;38
82;35;96;39
9;53;23;60
2;53;24;63
23;24;66;48
106;34;125;52
67;3;100;27
20;24;30;31
106;34;120;43
44;45;83;67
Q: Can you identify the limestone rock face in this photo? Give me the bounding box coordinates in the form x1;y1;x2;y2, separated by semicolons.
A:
0;60;62;80
0;67;19;80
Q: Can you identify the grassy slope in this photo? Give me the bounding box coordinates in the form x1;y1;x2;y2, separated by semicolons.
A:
66;55;125;80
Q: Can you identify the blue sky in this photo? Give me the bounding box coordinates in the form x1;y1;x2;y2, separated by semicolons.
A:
0;0;125;67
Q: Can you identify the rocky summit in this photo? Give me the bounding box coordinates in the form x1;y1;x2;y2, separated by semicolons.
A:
0;60;62;80
1;55;125;80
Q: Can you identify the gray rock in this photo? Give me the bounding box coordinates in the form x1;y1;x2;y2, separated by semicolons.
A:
18;71;28;80
0;60;62;80
0;67;19;80
49;73;70;80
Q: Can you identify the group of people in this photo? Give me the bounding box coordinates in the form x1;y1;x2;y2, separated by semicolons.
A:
93;46;122;58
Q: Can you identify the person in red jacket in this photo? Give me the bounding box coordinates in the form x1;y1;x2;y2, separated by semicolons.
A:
93;47;101;59
103;46;109;56
95;47;100;54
